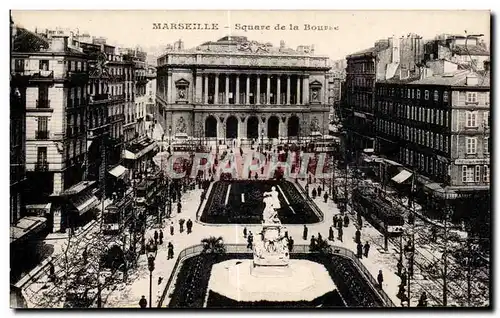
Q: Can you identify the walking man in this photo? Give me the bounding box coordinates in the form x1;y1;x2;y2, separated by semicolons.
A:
177;201;182;214
356;242;363;259
154;230;159;246
186;219;193;234
139;295;147;308
170;222;174;236
338;226;343;242
363;241;371;258
328;226;334;241
288;236;294;252
377;270;384;289
159;229;164;245
243;227;247;238
303;225;308;241
247;232;254;249
343;214;350;227
310;235;317;251
355;228;361;244
323;192;328;203
167;242;174;260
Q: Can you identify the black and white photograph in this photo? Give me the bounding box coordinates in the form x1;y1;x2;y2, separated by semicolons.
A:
8;9;491;309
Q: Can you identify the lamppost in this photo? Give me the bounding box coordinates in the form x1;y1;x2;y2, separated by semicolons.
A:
147;248;156;308
435;189;458;307
168;126;172;151
261;128;264;151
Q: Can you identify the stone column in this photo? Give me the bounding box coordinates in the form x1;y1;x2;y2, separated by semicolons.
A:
195;73;202;103
286;75;291;105
256;74;261;105
167;73;172;103
277;76;281;105
296;76;301;105
204;74;208;104
303;76;309;105
225;74;230;104
214;74;219;104
266;75;271;104
236;75;240;104
245;75;250;105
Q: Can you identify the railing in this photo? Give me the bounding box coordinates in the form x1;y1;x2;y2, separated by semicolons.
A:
36;100;51;109
35;130;49;140
295;181;325;222
35;161;49;172
14;70;54;79
89;94;110;104
158;243;395;308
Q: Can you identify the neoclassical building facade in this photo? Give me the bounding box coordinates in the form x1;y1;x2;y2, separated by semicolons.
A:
156;36;330;144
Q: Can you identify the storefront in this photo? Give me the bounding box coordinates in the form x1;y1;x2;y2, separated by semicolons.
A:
51;181;100;233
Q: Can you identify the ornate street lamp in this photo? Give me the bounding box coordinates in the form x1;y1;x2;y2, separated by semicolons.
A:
147;248;157;308
435;189;458;307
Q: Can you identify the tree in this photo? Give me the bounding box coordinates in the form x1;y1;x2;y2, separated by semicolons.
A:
201;236;226;255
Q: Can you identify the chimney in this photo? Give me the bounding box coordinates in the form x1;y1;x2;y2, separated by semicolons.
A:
50;35;68;52
466;75;478;86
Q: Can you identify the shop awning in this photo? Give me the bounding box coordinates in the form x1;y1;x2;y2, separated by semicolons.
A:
391;170;413;184
108;165;128;179
70;194;100;215
10;216;47;244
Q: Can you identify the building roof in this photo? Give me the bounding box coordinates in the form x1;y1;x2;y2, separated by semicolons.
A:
409;69;490;87
12;27;49;53
451;45;490;56
346;47;375;58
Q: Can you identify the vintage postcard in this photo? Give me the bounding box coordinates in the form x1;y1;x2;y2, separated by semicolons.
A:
9;10;491;309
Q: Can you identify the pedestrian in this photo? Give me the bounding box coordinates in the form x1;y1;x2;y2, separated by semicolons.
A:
48;262;55;282
400;269;408;287
139;295;147;308
338;226;343;242
284;231;288;238
186;219;193;234
355;229;361;244
310;235;317;251
317;186;322;197
159;229;164;245
303;225;308;240
363;241;370;258
417;292;428;307
179;219;185;233
328;226;334;241
247;232;254;249
323;192;328;203
288;236;294;252
167;242;174;260
317;232;322;242
177;201;182;214
311;188;317;199
154;230;159;246
343;214;350;227
377;270;384;289
356;242;363;259
170;222;174;236
243;227;248;238
397;259;403;276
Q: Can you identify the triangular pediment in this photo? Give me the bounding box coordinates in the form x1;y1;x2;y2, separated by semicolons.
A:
310;80;323;87
175;78;190;86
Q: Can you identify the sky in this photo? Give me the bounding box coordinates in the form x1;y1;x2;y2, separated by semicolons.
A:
11;10;490;61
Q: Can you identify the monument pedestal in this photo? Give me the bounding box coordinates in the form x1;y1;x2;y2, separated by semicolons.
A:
253;223;289;267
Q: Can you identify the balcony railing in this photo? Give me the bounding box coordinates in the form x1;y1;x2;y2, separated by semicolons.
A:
89;94;110;104
35;130;49;140
14;70;54;79
35;161;49;172
36;99;51;109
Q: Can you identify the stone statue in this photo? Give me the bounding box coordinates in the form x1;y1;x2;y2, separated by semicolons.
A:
262;186;281;224
312;89;319;101
310;117;320;132
178;87;186;99
176;117;187;133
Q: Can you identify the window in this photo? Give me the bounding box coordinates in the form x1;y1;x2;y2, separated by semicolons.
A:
37;117;49;139
439;134;444;150
484;137;489;154
416;89;421;99
37;147;47;163
474;166;481;182
444;111;449;127
466;92;477;103
440;110;444;126
462;166;474;182
407;89;411;98
444;136;449;153
484;165;490;183
39;60;49;71
411;89;415;99
466;111;478;127
484;111;490;128
424;90;429;100
443;91;449;103
14;59;25;72
466;137;477;154
434;90;439;101
430;132;434;148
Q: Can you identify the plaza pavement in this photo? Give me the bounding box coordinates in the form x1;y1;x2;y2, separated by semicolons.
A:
104;146;410;308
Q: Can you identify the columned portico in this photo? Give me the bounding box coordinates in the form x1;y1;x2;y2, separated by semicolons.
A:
157;36;330;144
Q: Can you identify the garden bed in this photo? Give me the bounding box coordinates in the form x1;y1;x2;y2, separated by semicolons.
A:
167;253;385;308
199;180;320;224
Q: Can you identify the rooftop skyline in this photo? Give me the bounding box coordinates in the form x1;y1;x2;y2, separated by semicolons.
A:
11;10;490;60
